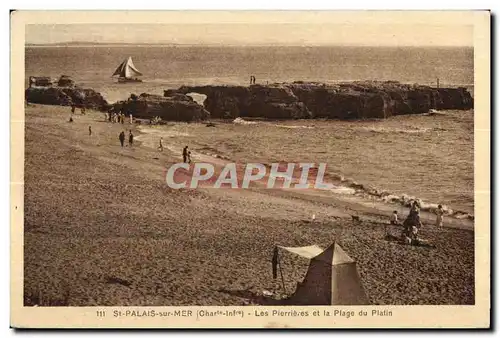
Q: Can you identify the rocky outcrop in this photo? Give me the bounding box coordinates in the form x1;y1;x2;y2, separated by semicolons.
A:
25;87;109;111
172;84;312;119
172;81;473;120
28;76;53;87
57;75;75;87
113;93;210;122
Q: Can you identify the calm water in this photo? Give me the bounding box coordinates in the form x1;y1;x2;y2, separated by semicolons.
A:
25;46;473;103
25;45;474;215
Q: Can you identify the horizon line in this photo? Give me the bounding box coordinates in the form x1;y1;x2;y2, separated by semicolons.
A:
25;41;474;48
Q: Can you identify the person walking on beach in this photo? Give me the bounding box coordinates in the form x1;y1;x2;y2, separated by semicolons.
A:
187;151;192;164
71;105;76;114
435;205;444;228
119;131;125;147
128;130;134;147
88;126;92;136
81;107;86;115
183;146;189;163
158;137;164;152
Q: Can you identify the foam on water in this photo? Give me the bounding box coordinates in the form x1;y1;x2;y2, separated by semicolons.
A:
330;186;356;195
273;124;315;129
360;126;433;134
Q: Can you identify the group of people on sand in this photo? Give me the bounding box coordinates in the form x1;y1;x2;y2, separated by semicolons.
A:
106;111;132;124
69;105;193;163
118;130;134;147
388;201;445;245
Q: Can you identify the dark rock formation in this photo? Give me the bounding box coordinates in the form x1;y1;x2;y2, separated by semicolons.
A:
57;75;75;87
172;81;473;120
25;87;109;111
172;84;312;119
28;76;53;87
113;93;210;122
163;90;194;102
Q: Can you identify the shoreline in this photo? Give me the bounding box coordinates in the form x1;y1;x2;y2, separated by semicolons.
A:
136;122;474;228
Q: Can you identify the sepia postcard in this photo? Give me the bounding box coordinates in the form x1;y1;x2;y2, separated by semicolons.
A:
10;10;490;329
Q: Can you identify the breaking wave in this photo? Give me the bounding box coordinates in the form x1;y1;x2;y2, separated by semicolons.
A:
359;126;447;134
329;173;474;220
273;124;315;129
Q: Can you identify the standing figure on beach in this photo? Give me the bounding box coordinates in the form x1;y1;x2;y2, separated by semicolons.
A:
250;76;254;85
409;201;420;216
435;204;444;227
390;211;399;225
129;130;134;147
71;105;76;114
88;126;92;136
129;113;133;124
81;107;86;115
404;202;422;242
253;76;256;84
183;146;189;163
119;131;125;147
187;151;192;164
158;137;164;152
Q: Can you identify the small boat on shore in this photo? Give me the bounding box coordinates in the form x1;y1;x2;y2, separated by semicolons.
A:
112;56;143;83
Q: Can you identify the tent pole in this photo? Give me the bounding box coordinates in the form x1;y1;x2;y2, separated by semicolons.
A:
278;256;287;295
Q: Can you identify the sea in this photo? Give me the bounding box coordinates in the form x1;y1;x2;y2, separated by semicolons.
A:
25;45;475;216
25;46;473;103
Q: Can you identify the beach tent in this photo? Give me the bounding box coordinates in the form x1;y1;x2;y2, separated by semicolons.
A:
274;242;369;305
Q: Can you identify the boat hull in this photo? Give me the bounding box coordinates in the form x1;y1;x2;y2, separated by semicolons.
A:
117;77;143;83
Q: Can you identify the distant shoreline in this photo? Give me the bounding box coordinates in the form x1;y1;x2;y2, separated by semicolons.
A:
25;43;474;49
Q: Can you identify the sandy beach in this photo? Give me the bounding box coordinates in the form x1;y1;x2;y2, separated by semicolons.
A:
23;104;474;306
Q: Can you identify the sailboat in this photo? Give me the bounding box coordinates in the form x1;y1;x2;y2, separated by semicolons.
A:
112;56;143;83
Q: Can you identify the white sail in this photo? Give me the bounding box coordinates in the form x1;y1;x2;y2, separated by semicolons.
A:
112;57;143;78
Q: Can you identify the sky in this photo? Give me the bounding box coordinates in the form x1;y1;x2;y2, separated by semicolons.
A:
24;18;474;47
